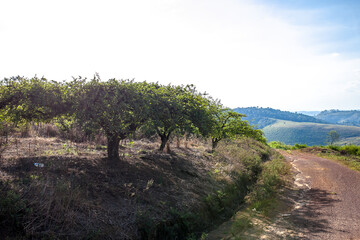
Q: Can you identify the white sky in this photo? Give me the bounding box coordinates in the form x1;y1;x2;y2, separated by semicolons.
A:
1;0;360;111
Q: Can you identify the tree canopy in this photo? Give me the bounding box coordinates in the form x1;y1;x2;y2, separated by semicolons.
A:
0;76;268;161
208;103;266;151
0;76;68;123
71;77;147;161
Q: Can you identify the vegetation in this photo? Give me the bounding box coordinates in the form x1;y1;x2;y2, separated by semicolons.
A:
0;75;281;239
233;107;360;146
208;104;265;151
207;150;291;239
0;130;286;239
327;130;340;145
321;145;360;172
143;83;211;151
316;109;360;127
71;77;147;162
263;120;360;146
0;76;68;123
233;107;325;128
1;76;263;161
268;141;308;150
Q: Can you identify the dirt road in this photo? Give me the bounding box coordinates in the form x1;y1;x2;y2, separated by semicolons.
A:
282;150;360;240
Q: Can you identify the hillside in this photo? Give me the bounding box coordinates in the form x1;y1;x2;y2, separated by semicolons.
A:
315;110;360;127
296;111;321;116
262;120;360;146
0;134;284;239
233;107;325;129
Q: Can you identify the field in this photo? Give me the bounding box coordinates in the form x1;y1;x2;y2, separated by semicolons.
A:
262;120;360;146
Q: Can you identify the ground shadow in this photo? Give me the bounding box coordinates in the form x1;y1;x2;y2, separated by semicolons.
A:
286;187;342;239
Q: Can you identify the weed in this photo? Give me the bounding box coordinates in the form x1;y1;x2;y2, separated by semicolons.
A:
0;182;29;236
293;143;308;149
269;141;291;150
231;215;252;236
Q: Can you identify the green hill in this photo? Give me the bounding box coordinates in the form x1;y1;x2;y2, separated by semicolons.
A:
315;110;360;127
233;107;325;128
263;120;360;146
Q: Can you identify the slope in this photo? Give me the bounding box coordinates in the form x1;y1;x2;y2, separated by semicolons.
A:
315;110;360;127
262;120;360;146
233;107;325;129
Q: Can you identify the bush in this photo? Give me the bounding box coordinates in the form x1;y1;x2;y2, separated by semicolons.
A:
248;155;289;215
328;145;341;151
341;145;360;156
292;143;308;150
327;145;360;156
268;141;291;150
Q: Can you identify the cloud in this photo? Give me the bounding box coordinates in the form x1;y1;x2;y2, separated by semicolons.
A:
0;0;359;110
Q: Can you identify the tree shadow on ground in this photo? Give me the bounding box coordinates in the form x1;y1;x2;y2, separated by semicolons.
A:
286;187;342;239
0;148;216;239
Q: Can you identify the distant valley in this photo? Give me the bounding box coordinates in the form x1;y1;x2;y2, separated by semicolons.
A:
233;107;360;146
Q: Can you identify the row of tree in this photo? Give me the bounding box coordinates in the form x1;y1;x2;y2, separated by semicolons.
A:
0;76;265;162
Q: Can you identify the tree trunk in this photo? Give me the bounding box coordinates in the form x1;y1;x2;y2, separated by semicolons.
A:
107;134;120;162
159;134;169;152
211;138;219;153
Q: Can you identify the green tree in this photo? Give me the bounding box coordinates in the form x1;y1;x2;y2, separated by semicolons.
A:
0;76;68;123
208;103;265;152
327;130;340;145
145;84;210;151
71;77;147;162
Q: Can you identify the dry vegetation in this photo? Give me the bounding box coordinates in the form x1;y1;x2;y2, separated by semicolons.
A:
0;124;282;239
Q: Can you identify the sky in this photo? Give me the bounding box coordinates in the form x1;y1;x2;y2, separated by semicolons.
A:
0;0;360;111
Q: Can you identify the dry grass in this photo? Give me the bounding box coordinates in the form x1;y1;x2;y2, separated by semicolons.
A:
0;136;273;239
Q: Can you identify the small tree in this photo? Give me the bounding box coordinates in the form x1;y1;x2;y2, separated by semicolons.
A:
327;130;340;145
145;84;210;151
208;103;265;152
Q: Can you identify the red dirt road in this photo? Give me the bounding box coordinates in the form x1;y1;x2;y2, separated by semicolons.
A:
282;150;360;240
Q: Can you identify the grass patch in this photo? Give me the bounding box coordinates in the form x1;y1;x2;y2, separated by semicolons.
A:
318;152;360;172
269;141;308;150
312;145;360;172
228;153;290;238
263;120;360;146
231;215;252;236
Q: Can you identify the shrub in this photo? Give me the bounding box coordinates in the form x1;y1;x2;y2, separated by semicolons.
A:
327;145;360;156
292;143;308;150
341;145;360;156
268;141;291;150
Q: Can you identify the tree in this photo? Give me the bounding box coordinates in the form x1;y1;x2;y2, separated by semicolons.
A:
208;103;266;152
71;77;147;162
145;84;210;151
327;130;340;145
0;76;68;123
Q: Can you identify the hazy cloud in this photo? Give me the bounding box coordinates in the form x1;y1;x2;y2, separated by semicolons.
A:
0;0;359;110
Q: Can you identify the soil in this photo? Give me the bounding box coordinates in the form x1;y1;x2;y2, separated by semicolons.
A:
206;149;360;240
281;149;360;240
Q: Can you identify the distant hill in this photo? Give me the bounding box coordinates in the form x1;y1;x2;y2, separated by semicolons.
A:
296;111;321;116
315;110;360;127
262;120;360;146
233;107;325;128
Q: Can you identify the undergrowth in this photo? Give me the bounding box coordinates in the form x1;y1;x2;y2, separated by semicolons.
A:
138;138;288;239
229;152;290;237
318;145;360;172
269;141;308;150
1;135;287;239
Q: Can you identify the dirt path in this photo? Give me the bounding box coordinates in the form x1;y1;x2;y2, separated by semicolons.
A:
282;150;360;240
